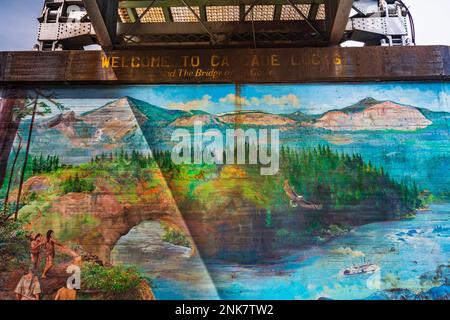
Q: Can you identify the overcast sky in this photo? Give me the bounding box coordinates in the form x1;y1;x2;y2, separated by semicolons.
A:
0;0;449;50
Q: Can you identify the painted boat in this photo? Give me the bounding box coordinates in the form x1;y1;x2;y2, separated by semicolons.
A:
341;263;380;276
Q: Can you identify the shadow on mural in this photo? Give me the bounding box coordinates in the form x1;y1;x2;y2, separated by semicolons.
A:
0;83;449;300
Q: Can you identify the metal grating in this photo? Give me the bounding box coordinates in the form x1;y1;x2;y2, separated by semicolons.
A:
135;7;166;23
245;5;275;21
171;6;201;22
280;4;311;20
316;4;326;20
118;3;326;23
118;8;131;23
206;6;240;22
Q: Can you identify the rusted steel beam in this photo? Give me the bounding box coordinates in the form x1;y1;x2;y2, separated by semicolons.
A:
0;46;449;85
117;20;326;35
325;0;353;45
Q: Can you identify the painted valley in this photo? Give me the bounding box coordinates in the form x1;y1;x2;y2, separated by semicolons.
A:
0;83;449;300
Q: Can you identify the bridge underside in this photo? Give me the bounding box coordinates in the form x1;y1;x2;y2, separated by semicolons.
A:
37;0;353;50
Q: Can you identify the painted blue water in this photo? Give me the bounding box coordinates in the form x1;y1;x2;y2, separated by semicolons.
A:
114;204;450;300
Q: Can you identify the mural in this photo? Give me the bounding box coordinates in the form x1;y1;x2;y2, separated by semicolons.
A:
0;82;449;300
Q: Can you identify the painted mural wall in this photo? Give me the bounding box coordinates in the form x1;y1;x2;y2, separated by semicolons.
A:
0;82;449;300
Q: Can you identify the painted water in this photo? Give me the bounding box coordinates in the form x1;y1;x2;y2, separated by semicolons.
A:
112;204;450;300
2;83;449;300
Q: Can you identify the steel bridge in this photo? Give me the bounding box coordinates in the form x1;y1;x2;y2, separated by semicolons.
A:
35;0;414;51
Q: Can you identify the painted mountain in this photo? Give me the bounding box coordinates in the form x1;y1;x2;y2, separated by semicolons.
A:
22;97;450;171
218;110;297;126
28;97;151;164
140;96;445;132
313;98;433;131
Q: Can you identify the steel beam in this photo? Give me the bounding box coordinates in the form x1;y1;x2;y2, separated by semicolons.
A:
83;0;119;49
287;0;322;35
117;20;327;36
1;46;449;84
308;3;320;20
325;0;353;44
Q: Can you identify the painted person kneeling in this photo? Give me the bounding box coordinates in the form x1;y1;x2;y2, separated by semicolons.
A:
14;267;41;300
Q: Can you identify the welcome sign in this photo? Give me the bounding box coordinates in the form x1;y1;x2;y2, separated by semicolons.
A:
1;46;448;84
100;50;343;80
99;49;345;82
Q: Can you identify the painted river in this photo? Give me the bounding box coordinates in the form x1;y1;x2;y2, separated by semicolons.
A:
111;204;450;300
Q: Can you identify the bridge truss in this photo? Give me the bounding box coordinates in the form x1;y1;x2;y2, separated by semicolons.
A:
35;0;413;51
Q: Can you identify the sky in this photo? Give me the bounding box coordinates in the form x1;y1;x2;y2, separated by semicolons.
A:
0;0;449;50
